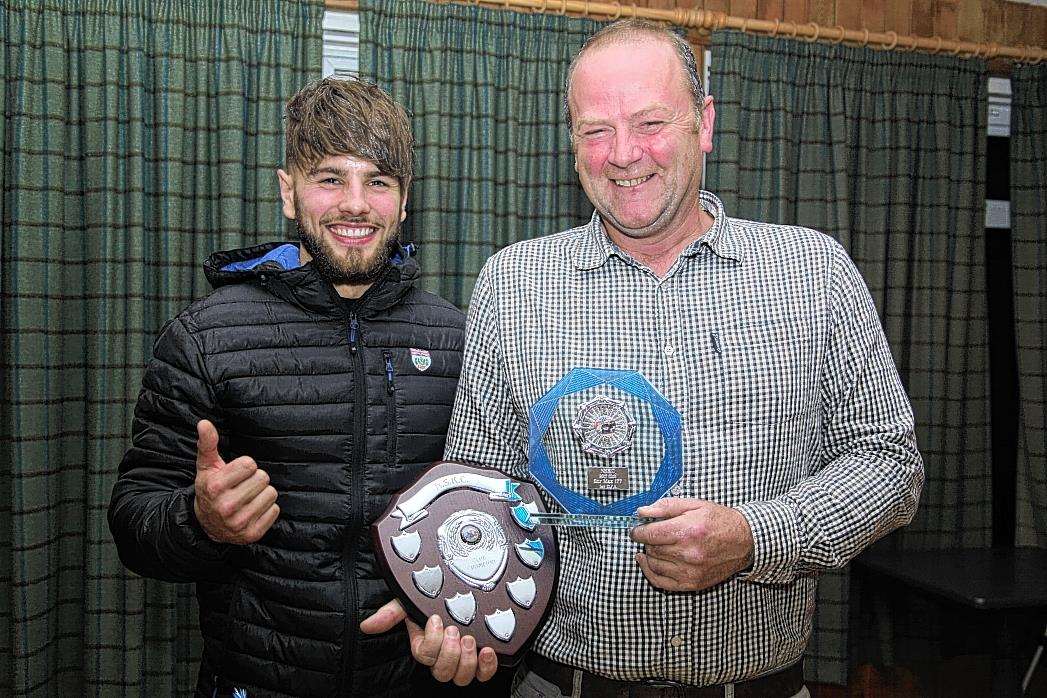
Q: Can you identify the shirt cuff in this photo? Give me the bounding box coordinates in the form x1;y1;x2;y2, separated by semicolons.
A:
734;499;801;584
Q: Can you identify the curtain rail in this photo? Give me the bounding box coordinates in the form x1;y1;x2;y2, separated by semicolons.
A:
326;0;1045;64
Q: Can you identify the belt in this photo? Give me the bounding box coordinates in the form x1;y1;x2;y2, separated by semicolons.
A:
526;654;805;698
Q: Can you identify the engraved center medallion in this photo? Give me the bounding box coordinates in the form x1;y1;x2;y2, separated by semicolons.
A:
437;510;509;591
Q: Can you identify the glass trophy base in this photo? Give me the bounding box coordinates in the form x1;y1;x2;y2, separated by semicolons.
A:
529;513;656;529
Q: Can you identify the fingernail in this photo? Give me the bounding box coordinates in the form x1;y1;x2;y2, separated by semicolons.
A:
463;636;475;650
446;626;459;639
430;614;442;629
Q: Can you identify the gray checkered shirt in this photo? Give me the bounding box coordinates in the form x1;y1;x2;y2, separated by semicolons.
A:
444;191;923;685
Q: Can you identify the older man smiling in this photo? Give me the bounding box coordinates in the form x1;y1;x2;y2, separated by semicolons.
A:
369;18;923;698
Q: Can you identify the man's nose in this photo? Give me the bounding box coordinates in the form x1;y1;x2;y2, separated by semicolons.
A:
337;183;370;216
608;129;642;169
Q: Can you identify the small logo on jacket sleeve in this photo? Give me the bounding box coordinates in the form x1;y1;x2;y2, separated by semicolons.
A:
410;348;432;372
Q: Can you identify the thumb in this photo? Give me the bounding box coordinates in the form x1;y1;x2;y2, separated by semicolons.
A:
636;496;706;519
196;419;224;471
359;598;408;634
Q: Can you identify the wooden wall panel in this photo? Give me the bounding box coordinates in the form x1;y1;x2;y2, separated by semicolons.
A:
886;0;913;36
862;0;887;32
835;1;862;29
730;0;759;20
783;0;808;24
911;1;936;38
982;0;1008;42
1015;3;1047;47
808;0;835;25
935;0;959;39
957;0;984;43
757;0;783;20
631;0;1046;50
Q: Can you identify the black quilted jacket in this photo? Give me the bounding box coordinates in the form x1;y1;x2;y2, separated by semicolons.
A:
109;242;465;697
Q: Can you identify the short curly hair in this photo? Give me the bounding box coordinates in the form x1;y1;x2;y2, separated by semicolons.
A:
284;77;413;187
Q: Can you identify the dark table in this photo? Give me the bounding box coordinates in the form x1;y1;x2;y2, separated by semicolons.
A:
854;546;1047;695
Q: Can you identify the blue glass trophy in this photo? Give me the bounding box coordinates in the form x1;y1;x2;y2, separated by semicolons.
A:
516;368;683;529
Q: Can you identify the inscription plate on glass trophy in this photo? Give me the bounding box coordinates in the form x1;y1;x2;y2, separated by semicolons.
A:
372;461;558;665
526;368;683;528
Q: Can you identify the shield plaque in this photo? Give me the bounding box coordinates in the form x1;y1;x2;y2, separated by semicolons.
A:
372;461;558;665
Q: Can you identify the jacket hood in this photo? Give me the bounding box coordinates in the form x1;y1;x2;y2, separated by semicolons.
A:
203;241;420;317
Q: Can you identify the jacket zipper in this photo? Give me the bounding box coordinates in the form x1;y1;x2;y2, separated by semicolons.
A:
383;352;398;468
342;313;366;689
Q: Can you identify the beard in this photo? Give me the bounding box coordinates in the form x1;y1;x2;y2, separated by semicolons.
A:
295;215;400;286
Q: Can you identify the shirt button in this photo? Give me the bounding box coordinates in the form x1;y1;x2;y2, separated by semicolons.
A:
663;343;676;357
669;635;685;648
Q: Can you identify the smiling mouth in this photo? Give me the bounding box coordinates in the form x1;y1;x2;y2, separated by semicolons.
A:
612;174;653;188
327;224;377;243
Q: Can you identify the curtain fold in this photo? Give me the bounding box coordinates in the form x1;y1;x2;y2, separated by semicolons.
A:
0;1;321;694
1011;64;1047;550
707;30;988;684
358;0;597;308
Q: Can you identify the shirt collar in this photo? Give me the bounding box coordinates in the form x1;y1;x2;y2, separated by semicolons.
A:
572;212;616;271
685;191;745;263
572;190;745;271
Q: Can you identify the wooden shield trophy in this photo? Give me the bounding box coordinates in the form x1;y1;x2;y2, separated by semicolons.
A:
372;461;558;665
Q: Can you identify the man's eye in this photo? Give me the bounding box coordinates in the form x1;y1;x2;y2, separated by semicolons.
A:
640;120;664;130
581;128;608;138
321;177;341;185
369;179;390;187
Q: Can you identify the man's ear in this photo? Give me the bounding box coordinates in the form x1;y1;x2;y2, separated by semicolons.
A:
277;169;296;220
698;96;716;154
399;180;410;222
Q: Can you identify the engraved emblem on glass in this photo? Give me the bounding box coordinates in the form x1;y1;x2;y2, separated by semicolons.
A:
572;395;637;458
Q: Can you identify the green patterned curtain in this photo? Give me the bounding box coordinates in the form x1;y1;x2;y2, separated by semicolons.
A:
707;31;988;684
358;0;596;308
0;1;321;694
1012;64;1047;549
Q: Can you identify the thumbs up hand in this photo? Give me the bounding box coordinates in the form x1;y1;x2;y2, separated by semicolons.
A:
193;419;280;545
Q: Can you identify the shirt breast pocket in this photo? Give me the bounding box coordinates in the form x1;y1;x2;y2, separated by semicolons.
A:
718;320;818;424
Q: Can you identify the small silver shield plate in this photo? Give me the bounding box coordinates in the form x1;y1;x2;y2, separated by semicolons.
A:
391;531;421;562
484;608;516;642
445;591;477;625
506;576;536;609
514;538;545;569
412;565;443;598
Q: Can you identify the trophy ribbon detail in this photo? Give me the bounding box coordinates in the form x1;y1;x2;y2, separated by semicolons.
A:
392;473;521;530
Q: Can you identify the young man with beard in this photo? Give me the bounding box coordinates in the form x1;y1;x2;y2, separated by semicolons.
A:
109;78;476;697
367;19;923;697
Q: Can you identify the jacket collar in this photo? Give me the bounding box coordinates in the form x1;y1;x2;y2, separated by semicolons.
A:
204;241;418;317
